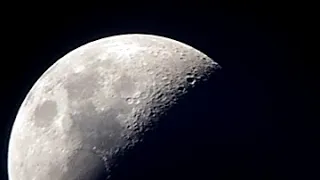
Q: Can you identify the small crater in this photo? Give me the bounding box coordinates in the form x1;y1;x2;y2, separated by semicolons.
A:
186;76;196;85
191;67;198;73
149;111;156;118
174;48;180;53
139;91;148;99
213;62;222;70
135;99;140;104
160;96;167;102
126;97;133;104
177;86;185;92
33;100;57;127
133;91;141;98
126;124;133;130
161;76;168;80
152;50;159;56
156;92;164;100
147;69;154;75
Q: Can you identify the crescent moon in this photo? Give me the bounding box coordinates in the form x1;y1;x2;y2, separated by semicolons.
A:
8;34;220;179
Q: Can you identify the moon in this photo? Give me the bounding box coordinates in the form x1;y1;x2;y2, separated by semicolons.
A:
8;34;220;179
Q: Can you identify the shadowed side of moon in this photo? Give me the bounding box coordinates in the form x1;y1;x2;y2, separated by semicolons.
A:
101;73;224;180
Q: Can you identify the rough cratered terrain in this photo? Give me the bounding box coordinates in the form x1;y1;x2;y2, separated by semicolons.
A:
8;34;220;180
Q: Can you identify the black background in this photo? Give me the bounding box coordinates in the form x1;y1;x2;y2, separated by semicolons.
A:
1;1;309;179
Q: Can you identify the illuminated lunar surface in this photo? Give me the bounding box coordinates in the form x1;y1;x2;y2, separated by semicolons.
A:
8;34;220;180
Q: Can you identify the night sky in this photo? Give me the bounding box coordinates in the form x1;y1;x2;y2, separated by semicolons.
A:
1;1;309;179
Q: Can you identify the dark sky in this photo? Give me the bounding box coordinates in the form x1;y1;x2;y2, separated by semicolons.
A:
1;1;309;179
